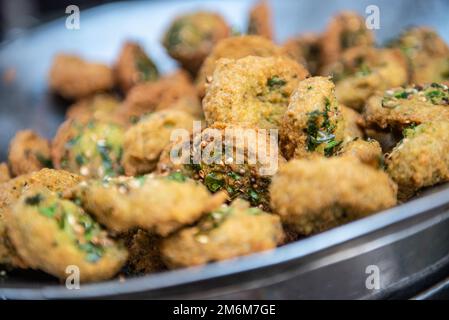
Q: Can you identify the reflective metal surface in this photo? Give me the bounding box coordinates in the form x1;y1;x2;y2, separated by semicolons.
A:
1;0;449;299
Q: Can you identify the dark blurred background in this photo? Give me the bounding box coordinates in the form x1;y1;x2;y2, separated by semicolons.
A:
0;0;120;40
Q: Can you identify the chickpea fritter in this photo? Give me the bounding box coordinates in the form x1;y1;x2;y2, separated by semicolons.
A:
52;120;125;179
6;189;127;282
247;0;273;40
323;47;408;110
7;130;52;176
0;169;83;267
337;138;382;169
341;104;365;140
283;33;322;76
120;71;202;121
386;121;449;200
69;174;226;236
320;11;374;68
0;163;10;183
163;11;230;75
122;110;196;176
389;27;449;84
203;56;309;129
364;83;449;130
114;41;159;93
49;54;115;100
270;157;397;236
196;35;283;97
161;199;284;268
66;94;124;126
280;77;345;160
157;124;282;211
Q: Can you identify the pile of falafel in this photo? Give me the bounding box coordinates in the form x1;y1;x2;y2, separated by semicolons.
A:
1;1;449;283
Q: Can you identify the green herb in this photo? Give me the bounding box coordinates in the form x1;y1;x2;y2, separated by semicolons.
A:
25;193;43;206
248;189;260;204
78;242;104;263
198;207;233;233
204;172;225;192
267;76;287;89
227;171;241;180
36;153;53;168
38;203;58;218
135;55;159;82
166;172;187;182
75;153;87;166
324;140;342;157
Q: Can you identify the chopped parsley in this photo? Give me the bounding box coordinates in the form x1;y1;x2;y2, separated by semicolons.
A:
204;172;225;192
267;76;287;89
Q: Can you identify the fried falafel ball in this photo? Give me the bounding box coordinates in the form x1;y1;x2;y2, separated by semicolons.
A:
196;35;283;97
389;27;449;84
0;163;10;183
114;41;159;93
52;120;125;179
161;199;284;268
280;77;345;160
68;174;226;236
283;33;322;76
65;94;124;126
364;83;449;130
7;130;52;176
320;11;375;68
120;71;202;122
341;104;365;140
386;121;449;200
270;157;397;236
0;169;83;267
323;47;408;110
163;11;230;75
5;188;127;282
49;54;115;100
247;0;273;40
336;138;382;169
122;109;196;176
203;56;309;130
123;229;165;275
157;123;283;211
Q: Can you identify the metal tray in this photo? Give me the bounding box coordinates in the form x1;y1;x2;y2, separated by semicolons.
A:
1;0;449;299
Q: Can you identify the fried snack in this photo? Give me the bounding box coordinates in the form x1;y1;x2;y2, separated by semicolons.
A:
337;138;382;168
49;54;115;100
122;110;196;176
65;94;124;126
0;169;83;267
320;11;374;68
203;55;309;129
341;104;365;140
389;27;449;84
161;199;284;268
283;33;322;76
69;174;226;236
280;77;345;160
386;121;449;200
196;35;283;97
7;130;52;176
123;230;165;275
270;157;397;235
247;0;273;40
163;11;230;75
114;41;159;93
120;71;202;122
52;120;125;179
157;123;282;211
364;83;449;130
6;188;127;282
323;47;408;110
0;163;10;183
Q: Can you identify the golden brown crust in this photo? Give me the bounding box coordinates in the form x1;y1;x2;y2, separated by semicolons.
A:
203;55;309;129
341;104;365;140
280;77;345;159
0;163;11;183
386;121;449;200
122;110;196;176
282;33;321;75
270;157;397;235
196;35;283;97
49;54;114;100
337;138;382;169
8;130;52;176
247;0;273;40
163;11;230;75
